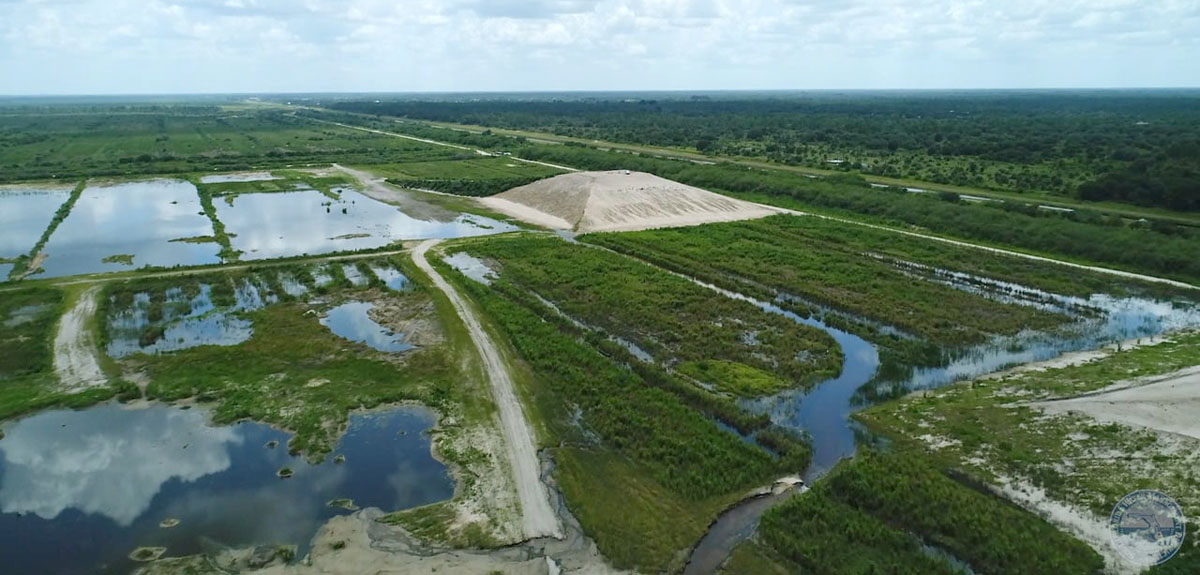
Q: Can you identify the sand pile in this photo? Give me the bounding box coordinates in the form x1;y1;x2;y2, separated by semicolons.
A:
480;170;782;233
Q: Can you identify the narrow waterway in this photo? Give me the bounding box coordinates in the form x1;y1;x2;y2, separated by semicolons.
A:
679;270;1200;574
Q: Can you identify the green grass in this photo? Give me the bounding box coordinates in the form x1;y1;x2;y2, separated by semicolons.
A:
677;360;792;397
101;254;135;266
369;157;563;181
554;447;741;573
432;237;815;571
755;451;1105;574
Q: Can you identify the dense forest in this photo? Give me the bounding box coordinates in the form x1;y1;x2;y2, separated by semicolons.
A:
328;91;1200;211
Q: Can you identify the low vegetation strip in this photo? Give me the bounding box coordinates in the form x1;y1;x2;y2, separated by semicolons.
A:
585;215;1068;347
756;452;1105;574
453;235;841;392
8;180;84;279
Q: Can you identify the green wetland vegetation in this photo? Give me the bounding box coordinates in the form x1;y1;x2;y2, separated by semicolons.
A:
434;241;815;572
733;452;1104;574
455;235;842;393
104;257;456;460
585;215;1070;347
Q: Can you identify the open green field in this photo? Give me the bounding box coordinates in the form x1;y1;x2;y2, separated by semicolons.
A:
0;106;458;182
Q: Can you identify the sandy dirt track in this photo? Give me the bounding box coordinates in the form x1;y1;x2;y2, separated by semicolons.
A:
1035;366;1200;440
412;239;562;540
482;170;782;233
53;286;107;391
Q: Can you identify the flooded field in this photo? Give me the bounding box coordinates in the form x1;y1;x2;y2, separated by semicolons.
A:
216;188;516;260
34;181;220;279
105;283;263;359
0;188;69;260
0;264;12;282
0;404;451;575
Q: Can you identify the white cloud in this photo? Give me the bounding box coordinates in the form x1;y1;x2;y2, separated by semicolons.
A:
0;0;1196;93
0;404;242;526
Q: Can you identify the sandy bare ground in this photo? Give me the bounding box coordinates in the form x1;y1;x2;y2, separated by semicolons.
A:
53;286;107;391
482;170;782;233
1034;366;1200;440
994;476;1143;575
412;240;562;540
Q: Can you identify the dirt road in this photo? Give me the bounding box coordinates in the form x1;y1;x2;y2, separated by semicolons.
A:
53;286;107;391
412;239;562;540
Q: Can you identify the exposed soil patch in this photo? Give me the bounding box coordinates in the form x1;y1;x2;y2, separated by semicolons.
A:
53;286;107;391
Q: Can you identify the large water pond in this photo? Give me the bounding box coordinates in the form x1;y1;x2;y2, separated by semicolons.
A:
0;188;69;260
217;189;516;260
0;403;452;575
34;181;220;279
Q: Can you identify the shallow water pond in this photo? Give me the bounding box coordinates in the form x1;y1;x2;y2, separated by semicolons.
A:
370;265;409;291
0;188;69;260
216;188;516;260
320;302;413;352
34;180;220;279
105;283;268;359
0;403;451;575
445;252;497;285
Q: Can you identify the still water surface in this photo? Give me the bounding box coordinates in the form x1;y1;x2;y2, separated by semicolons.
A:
34;181;220;279
0;404;451;575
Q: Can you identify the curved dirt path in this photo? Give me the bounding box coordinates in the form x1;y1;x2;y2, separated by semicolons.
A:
53;286;107;391
412;239;562;540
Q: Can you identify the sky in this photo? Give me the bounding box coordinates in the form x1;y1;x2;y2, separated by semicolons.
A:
1;0;1198;95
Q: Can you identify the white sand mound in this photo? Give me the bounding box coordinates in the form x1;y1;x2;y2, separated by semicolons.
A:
480;170;782;233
